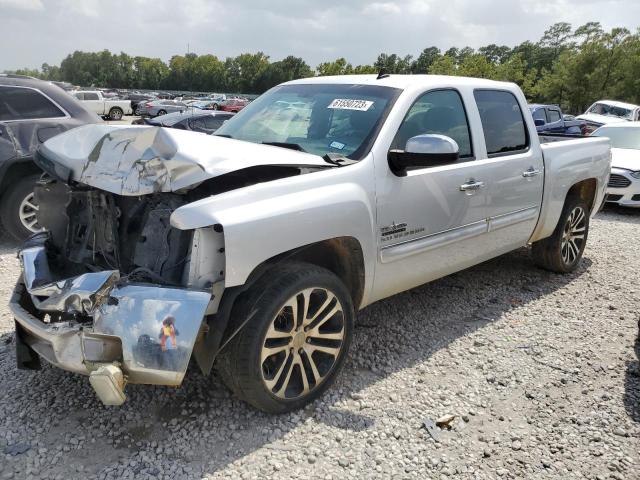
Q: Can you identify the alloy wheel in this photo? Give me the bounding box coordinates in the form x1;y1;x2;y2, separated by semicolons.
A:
260;288;345;400
19;192;41;233
561;206;586;265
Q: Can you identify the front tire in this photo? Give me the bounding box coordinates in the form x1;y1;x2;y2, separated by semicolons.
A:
157;109;167;116
532;196;589;273
0;173;42;241
217;263;354;413
108;107;123;120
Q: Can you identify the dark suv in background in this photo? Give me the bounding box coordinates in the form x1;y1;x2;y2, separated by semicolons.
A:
0;75;101;240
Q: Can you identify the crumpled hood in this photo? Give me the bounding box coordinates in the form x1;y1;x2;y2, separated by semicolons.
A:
37;124;329;195
611;147;640;172
576;113;629;126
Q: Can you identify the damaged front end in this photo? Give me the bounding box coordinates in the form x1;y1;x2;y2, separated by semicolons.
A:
10;144;220;404
11;124;331;405
11;229;212;404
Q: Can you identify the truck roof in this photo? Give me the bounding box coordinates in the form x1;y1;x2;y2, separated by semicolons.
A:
529;103;560;110
285;74;517;91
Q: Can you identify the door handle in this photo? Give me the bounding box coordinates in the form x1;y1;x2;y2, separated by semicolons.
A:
522;167;541;177
459;180;485;192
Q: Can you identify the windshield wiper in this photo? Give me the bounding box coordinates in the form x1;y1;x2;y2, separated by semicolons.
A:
262;141;306;152
215;134;233;138
322;153;358;167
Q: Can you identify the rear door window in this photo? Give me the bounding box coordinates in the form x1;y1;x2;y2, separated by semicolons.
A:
474;90;528;156
84;92;100;100
547;109;561;123
0;86;66;121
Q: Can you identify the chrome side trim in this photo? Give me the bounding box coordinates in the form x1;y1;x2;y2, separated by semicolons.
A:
487;206;539;232
380;220;488;264
379;206;539;264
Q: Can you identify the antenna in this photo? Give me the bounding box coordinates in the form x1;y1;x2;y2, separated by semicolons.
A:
377;69;390;80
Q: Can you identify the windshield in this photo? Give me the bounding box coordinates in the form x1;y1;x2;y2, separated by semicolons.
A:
215;83;401;159
592;126;640;150
587;102;634;120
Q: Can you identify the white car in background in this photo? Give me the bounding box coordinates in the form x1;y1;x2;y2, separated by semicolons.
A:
578;100;640;133
592;122;640;207
72;90;132;120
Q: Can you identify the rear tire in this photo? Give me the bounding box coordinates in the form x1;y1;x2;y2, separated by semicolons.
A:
108;107;123;120
216;263;354;413
0;173;42;241
157;109;167;116
532;196;589;273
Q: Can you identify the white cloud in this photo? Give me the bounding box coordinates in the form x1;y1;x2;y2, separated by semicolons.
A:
0;0;638;71
0;0;43;11
364;2;402;14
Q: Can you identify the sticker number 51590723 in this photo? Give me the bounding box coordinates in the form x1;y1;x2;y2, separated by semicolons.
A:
328;99;374;111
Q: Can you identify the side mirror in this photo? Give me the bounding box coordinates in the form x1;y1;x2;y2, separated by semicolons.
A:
534;119;545;127
388;134;459;175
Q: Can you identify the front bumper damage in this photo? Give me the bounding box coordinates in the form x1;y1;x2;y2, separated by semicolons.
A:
10;240;211;405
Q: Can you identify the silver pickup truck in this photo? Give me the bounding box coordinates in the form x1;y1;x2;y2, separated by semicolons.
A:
10;75;610;413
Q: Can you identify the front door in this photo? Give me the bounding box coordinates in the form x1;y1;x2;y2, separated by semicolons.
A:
371;88;492;301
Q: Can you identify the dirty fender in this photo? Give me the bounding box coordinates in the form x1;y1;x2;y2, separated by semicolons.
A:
171;171;376;294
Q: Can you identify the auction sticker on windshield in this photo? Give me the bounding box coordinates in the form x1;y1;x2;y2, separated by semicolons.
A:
328;99;374;111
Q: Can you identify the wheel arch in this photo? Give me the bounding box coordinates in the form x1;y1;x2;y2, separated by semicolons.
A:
0;158;41;201
566;177;597;213
530;176;600;243
192;236;366;376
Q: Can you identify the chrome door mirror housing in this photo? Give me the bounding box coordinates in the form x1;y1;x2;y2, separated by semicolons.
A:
388;134;460;176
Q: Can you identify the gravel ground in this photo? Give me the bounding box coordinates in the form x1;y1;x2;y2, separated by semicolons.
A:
0;206;638;480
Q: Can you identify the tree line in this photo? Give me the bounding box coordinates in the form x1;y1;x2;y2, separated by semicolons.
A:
7;22;640;114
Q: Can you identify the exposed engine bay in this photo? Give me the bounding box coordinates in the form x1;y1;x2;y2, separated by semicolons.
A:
32;164;314;287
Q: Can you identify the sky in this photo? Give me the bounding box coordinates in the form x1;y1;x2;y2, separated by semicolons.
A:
1;0;639;71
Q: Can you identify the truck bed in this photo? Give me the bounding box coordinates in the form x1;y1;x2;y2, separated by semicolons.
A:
539;133;586;143
530;135;611;243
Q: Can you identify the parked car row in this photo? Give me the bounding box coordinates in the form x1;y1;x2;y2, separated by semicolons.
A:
135;97;249;117
132;110;234;134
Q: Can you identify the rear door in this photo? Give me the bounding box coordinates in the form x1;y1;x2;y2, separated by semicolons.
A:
474;89;544;254
372;88;491;299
